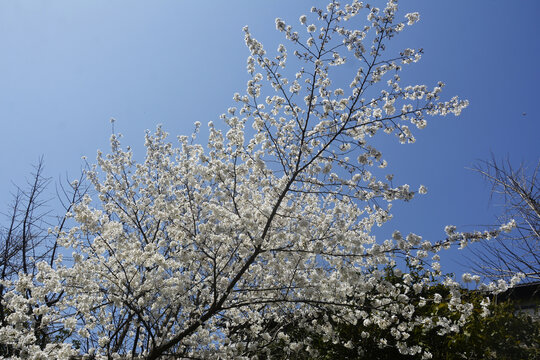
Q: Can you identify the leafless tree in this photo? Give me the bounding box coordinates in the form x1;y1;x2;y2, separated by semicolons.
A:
0;158;87;355
468;156;540;282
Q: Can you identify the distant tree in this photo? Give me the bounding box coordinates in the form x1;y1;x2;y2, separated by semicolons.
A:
0;1;515;359
468;157;540;282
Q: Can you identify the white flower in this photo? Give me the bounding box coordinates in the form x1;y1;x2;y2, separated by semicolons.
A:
307;24;317;33
98;336;110;347
275;18;286;31
405;12;420;25
499;219;516;232
444;225;456;235
510;272;525;286
299;15;307;24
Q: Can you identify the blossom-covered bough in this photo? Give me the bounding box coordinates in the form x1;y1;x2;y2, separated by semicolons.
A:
0;1;518;359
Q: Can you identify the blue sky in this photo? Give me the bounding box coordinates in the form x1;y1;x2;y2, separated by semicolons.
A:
1;0;538;277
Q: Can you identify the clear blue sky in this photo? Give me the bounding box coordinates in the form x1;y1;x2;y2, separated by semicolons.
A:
1;1;539;277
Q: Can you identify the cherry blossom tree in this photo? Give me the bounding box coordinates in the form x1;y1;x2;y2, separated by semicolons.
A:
0;1;516;359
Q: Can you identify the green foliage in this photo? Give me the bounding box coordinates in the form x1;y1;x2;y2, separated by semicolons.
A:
440;296;540;360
